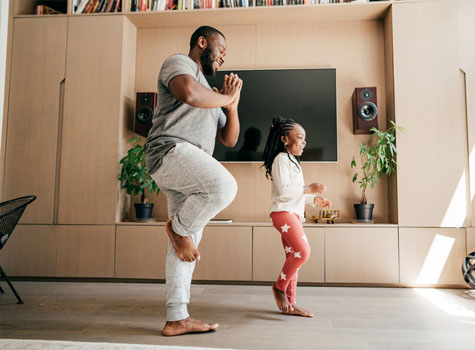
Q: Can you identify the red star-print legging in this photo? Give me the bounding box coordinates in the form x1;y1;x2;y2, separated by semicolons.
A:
270;211;311;306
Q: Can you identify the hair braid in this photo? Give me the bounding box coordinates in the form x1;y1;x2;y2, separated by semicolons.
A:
262;115;300;179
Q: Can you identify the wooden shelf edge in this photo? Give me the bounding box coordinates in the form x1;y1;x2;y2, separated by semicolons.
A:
13;2;393;27
116;220;399;227
126;3;392;28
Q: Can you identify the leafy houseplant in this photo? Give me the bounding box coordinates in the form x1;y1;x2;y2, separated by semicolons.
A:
350;121;405;222
119;137;160;221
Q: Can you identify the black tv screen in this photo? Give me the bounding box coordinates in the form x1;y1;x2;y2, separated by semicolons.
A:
206;68;337;162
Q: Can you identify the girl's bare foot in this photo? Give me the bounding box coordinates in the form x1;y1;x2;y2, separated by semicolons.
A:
163;317;218;336
284;305;314;318
272;283;294;313
165;220;200;262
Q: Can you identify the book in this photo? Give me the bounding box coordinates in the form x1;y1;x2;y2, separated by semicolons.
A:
76;0;90;13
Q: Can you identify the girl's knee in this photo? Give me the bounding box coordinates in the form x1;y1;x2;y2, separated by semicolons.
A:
298;245;311;262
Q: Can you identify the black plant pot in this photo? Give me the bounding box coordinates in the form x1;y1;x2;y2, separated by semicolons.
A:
134;203;154;221
354;203;374;222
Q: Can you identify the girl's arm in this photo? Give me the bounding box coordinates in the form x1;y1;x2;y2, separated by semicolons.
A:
314;196;332;209
304;182;326;194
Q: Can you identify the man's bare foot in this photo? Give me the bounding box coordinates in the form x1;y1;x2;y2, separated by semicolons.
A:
284;305;314;318
162;317;218;336
165;220;200;262
272;283;294;313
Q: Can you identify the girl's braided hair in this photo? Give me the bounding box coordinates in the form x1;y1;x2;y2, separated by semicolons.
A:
262;115;301;179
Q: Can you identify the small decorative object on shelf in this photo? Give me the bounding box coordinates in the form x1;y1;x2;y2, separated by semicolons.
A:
313;209;341;224
462;251;475;288
34;5;62;15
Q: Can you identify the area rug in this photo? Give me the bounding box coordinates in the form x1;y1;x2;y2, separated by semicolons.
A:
0;339;235;350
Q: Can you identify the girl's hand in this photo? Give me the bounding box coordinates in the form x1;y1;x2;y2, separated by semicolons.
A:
314;196;332;209
306;182;326;194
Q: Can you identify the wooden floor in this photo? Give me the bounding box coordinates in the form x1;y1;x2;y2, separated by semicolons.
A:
1;281;475;349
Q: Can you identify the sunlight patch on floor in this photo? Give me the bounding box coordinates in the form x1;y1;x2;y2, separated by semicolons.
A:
414;288;475;319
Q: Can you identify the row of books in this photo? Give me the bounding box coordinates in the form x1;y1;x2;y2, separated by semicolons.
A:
129;0;367;10
74;0;122;13
73;0;368;14
129;0;252;10
255;0;369;4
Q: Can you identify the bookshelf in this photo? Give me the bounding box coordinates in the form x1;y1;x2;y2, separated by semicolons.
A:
12;0;391;19
126;3;391;28
13;0;70;15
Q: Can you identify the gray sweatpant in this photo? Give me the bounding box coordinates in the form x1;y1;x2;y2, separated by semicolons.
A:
150;142;237;321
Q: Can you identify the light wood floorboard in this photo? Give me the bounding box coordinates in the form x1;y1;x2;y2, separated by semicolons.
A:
1;282;475;349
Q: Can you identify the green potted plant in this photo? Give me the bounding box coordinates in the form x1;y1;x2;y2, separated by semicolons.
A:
350;121;405;222
118;137;160;221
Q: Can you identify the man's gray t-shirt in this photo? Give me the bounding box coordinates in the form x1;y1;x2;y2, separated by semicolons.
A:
145;54;226;174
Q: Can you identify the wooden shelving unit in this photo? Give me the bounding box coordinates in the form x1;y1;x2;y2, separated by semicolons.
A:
125;3;392;28
13;0;392;26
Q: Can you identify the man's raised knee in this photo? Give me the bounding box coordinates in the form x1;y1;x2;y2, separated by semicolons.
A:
214;174;237;208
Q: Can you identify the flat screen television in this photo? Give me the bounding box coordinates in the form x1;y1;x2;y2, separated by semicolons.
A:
206;68;337;162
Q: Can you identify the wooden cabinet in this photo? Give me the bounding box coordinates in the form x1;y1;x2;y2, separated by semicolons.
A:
3;16;135;225
392;1;469;227
115;225;168;279
57;16;135;225
116;224;252;281
194;226;252;281
325;226;399;284
399;227;466;287
2;2;472;286
0;225;57;276
3;18;67;224
253;226;324;283
55;225;115;277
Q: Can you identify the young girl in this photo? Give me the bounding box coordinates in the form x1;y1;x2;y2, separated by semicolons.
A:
263;115;331;318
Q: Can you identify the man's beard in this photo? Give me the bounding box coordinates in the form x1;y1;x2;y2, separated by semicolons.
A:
200;47;216;77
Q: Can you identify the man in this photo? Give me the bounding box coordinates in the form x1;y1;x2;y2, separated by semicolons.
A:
145;26;242;336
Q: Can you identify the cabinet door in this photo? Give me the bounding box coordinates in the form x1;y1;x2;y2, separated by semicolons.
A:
193;226;252;281
58;16;125;224
399;227;466;287
0;225;57;277
115;225;169;279
56;225;115;277
325;227;399;284
253;226;324;283
3;18;67;223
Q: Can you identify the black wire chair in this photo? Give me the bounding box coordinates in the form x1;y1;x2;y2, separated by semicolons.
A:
0;195;36;304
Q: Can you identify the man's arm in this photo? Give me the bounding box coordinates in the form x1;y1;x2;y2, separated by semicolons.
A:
217;107;239;147
169;74;235;108
216;74;242;147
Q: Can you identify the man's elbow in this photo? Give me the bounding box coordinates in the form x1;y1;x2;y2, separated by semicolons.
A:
222;139;237;147
174;84;197;105
181;90;196;105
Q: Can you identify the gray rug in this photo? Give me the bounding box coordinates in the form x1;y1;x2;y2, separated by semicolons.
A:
0;339;235;350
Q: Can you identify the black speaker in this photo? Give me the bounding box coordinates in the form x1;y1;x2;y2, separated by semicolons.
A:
352;87;378;134
135;92;157;137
